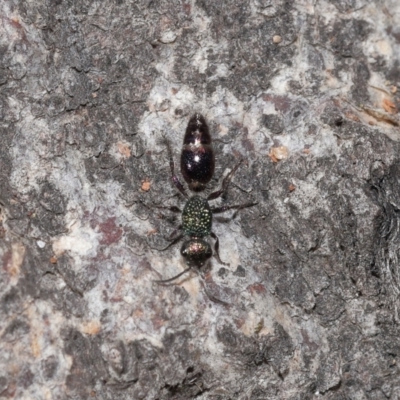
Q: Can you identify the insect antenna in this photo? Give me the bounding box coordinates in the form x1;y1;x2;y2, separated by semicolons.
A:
153;267;192;285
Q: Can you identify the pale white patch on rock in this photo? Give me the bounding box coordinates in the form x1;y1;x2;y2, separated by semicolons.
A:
36;240;46;248
52;219;99;258
160;29;179;44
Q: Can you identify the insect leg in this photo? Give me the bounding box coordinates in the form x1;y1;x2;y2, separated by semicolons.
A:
163;137;188;198
159;231;184;251
207;159;244;201
211;201;257;219
210;231;229;266
196;270;231;306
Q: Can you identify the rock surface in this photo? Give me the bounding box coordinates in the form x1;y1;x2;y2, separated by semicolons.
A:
1;0;400;399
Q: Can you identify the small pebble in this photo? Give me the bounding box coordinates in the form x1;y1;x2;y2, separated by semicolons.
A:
160;30;177;44
141;179;151;192
273;35;282;44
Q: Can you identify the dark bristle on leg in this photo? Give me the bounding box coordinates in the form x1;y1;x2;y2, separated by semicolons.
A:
153;267;192;285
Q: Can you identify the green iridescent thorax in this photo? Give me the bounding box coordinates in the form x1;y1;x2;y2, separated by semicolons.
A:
182;196;212;237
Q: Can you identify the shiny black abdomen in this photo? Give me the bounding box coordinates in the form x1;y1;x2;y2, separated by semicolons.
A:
181;146;214;191
180;114;215;192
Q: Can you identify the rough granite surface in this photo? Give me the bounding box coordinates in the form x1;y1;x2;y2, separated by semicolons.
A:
1;0;400;399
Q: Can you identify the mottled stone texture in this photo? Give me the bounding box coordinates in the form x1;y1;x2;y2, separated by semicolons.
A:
1;0;400;399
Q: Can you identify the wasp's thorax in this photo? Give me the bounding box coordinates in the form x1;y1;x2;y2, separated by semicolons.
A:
181;196;213;268
182;195;212;237
180;113;215;192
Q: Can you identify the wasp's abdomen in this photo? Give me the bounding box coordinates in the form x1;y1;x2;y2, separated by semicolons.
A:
181;145;214;191
180;113;215;192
